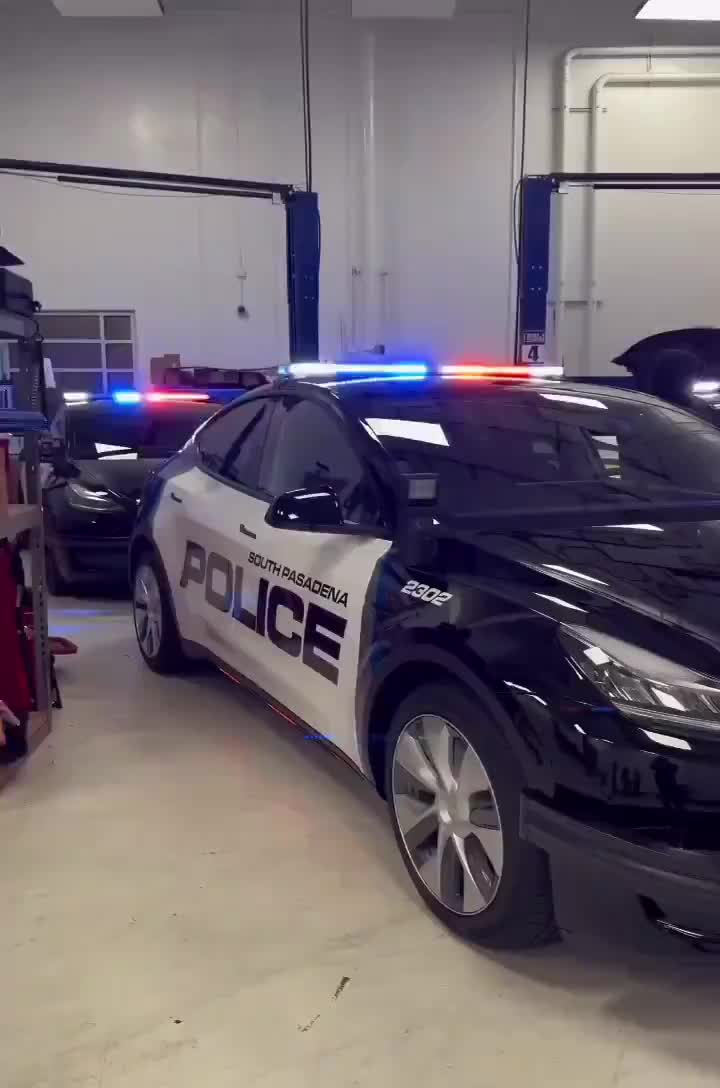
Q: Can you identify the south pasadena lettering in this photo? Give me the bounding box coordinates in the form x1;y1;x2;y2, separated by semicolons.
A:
248;552;349;609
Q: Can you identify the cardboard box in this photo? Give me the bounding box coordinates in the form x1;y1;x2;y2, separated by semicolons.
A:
149;354;182;386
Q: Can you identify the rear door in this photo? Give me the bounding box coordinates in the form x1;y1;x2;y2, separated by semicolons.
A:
253;393;393;767
152;397;273;667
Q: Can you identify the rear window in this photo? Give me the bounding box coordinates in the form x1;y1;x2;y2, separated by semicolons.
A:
66;405;215;460
358;386;720;515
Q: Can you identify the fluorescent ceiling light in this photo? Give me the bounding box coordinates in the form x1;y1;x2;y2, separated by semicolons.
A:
642;729;691;751
602;524;664;532
535;594;588;613
541;393;608;410
352;0;455;16
636;0;720;20
543;564;609;586
52;0;164;15
365;418;449;446
95;443;138;460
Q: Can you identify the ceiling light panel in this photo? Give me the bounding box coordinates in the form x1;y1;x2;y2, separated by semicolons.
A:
52;0;164;15
352;0;455;17
637;0;720;20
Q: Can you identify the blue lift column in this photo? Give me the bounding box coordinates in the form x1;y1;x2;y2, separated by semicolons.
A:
515;176;554;366
286;191;320;362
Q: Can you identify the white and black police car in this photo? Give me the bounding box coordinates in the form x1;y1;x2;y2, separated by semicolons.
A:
131;361;720;949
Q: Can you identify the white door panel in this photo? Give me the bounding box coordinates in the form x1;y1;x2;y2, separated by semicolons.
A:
244;528;391;766
154;467;390;768
153;466;267;673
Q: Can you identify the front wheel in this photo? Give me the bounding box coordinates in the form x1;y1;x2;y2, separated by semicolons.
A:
132;554;188;675
386;682;558;949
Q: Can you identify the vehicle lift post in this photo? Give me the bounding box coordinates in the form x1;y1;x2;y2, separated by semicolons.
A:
0;158;321;363
515;172;720;369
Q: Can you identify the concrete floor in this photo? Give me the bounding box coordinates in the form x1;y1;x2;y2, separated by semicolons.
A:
3;599;720;1087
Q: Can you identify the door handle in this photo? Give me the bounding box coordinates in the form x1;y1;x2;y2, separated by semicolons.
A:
239;523;257;540
170;492;183;504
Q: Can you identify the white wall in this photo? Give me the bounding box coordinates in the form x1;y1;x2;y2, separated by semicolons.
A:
0;4;340;377
0;0;521;379
522;0;720;374
2;0;720;380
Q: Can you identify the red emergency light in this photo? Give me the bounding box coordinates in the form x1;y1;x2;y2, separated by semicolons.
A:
441;364;563;378
145;391;211;403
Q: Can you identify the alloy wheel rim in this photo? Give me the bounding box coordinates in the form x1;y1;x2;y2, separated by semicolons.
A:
134;564;163;659
391;714;504;915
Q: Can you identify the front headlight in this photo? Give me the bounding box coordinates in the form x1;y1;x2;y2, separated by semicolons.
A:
561;626;720;735
66;480;123;513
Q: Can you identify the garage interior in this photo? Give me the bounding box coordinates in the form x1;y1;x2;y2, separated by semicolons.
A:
4;0;720;1086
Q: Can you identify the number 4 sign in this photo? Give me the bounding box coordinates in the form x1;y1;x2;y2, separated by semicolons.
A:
521;343;545;365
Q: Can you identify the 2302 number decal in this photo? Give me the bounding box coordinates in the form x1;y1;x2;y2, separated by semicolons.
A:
401;580;453;607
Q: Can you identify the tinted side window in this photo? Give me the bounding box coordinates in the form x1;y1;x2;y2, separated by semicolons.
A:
260;397;383;526
197;399;271;491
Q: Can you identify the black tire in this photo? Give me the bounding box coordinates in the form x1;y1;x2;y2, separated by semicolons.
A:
45;546;70;597
385;681;558;950
132;551;189;675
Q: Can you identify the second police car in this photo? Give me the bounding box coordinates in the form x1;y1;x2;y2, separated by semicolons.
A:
131;362;720;950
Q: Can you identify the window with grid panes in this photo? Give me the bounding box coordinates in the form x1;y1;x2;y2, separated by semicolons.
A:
6;311;136;394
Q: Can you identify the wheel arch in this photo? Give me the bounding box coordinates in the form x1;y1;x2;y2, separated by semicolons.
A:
129;531;154;578
362;639;538;799
129;533;179;631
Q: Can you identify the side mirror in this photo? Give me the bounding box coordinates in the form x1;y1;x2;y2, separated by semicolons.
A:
265;487;344;532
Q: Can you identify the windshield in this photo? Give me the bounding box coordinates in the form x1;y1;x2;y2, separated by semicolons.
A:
358;385;720;519
66;405;214;460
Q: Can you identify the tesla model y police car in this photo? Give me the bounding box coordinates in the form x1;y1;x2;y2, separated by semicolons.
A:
131;362;720;949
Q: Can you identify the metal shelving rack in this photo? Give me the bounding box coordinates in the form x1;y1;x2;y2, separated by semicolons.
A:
0;366;52;784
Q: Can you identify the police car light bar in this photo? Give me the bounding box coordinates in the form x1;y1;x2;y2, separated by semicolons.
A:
64;390;211;406
280;360;565;382
441;365;564;378
284;361;430;379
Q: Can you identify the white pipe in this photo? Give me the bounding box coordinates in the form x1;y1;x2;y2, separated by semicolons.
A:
363;29;382;348
583;71;720;373
554;47;720;373
560;46;720;169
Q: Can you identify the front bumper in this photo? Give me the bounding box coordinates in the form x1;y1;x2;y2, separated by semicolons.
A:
521;796;720;946
53;534;130;581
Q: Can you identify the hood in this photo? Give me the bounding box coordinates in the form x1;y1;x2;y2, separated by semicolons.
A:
76;458;164;505
459;516;720;676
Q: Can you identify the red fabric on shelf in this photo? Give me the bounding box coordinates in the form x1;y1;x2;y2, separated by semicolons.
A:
0;544;32;717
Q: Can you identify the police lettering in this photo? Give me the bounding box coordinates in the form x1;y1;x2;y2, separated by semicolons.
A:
180;541;347;685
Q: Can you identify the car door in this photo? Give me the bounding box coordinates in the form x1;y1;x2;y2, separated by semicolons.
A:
154;396;273;668
250;392;393;768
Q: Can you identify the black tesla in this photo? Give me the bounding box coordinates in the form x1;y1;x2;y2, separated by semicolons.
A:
43;394;216;593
